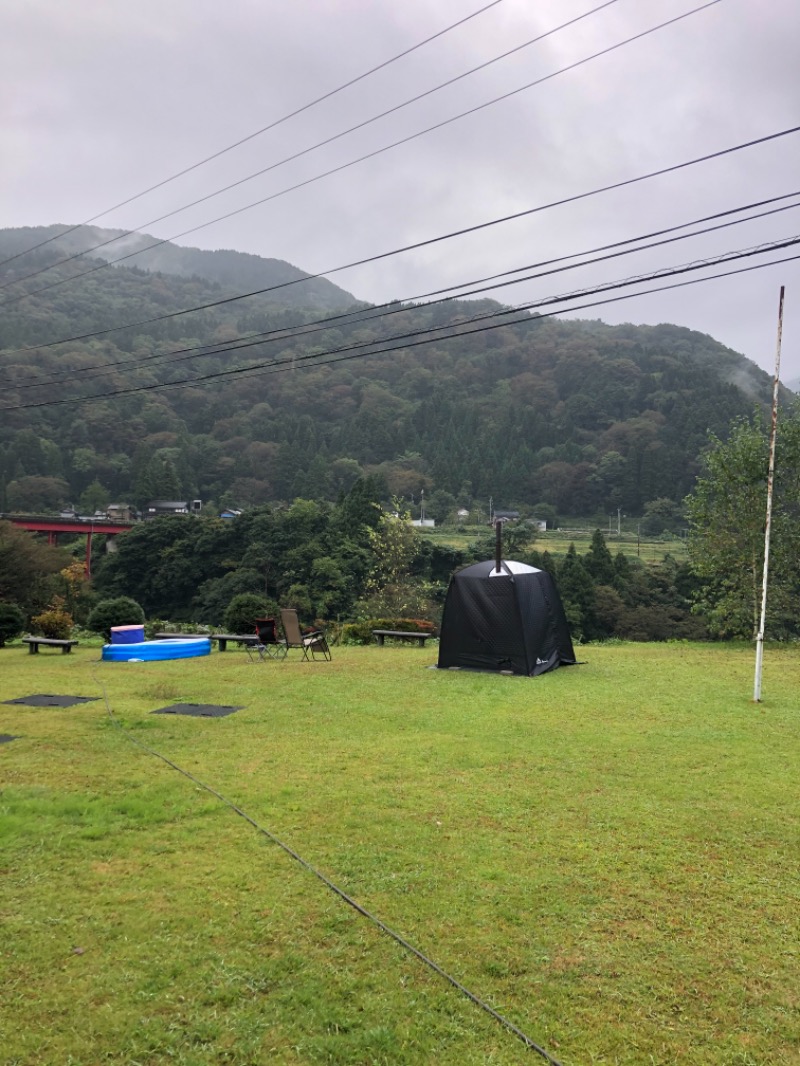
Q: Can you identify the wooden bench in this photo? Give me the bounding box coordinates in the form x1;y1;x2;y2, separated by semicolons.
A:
372;629;431;648
23;637;79;655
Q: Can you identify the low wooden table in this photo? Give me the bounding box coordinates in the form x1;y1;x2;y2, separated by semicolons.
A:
153;632;259;651
372;629;430;648
210;633;261;652
22;637;79;655
154;632;209;640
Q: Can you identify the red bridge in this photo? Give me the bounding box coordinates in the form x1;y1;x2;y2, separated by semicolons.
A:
2;514;135;576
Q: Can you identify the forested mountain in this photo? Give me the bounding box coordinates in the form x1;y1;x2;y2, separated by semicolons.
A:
0;226;357;311
0;227;780;521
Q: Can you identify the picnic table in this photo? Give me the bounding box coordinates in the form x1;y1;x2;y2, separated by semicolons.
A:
22;637;79;655
372;629;431;648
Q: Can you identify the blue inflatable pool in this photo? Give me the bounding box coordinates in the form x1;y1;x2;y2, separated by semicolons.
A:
102;638;211;662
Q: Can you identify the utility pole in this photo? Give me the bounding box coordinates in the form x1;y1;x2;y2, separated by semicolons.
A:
754;285;785;703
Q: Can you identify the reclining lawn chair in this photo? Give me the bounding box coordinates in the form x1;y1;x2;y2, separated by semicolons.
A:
246;616;288;662
279;608;331;661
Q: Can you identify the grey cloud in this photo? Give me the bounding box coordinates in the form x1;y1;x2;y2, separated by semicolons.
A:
2;0;799;376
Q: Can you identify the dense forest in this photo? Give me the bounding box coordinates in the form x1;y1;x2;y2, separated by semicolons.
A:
0;226;782;523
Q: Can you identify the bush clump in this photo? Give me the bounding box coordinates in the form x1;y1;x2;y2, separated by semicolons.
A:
0;602;26;647
87;597;145;640
31;597;74;640
340;617;437;645
223;593;277;635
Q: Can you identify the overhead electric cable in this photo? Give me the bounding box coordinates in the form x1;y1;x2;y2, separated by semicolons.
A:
242;250;800;384
3;121;796;356
0;0;507;269
7;193;799;392
5;236;797;412
1;0;623;290
0;0;723;307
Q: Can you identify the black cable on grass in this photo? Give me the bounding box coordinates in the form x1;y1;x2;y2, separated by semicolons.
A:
90;668;564;1064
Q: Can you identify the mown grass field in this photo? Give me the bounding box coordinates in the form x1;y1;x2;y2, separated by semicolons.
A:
1;640;798;1065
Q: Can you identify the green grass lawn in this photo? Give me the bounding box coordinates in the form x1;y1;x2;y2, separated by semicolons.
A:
1;640;798;1065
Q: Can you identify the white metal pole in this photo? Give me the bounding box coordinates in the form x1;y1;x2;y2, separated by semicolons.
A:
754;285;785;702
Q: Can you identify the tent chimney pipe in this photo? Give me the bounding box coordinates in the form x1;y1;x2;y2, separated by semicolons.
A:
495;520;502;573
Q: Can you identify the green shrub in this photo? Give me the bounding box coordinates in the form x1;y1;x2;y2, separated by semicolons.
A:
31;601;73;640
222;593;276;635
0;602;25;647
87;597;145;640
340;617;437;645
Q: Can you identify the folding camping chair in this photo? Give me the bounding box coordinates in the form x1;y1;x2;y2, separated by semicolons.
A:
246;617;288;661
279;608;331;661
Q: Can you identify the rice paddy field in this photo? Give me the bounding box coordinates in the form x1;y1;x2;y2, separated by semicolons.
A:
1;639;798;1065
419;526;688;564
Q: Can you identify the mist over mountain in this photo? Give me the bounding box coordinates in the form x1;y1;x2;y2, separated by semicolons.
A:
0;225;357;312
0;225;781;522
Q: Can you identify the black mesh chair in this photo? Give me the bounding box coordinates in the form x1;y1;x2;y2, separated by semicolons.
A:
247;616;287;661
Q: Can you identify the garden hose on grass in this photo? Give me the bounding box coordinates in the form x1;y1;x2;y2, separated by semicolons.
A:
90;663;563;1064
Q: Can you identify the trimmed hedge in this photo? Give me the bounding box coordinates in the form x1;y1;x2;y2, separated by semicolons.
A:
87;597;145;640
340;617;437;645
0;602;25;647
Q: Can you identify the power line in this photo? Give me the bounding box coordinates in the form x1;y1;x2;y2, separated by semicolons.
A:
204;248;800;386
0;0;507;270
0;0;623;293
0;0;723;307
6;192;799;392
4;121;797;357
4;235;796;412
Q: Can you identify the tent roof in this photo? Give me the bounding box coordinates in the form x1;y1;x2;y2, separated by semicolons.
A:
455;559;541;579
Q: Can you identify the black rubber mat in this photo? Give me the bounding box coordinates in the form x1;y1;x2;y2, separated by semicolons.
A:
0;734;20;744
151;703;244;718
3;694;100;707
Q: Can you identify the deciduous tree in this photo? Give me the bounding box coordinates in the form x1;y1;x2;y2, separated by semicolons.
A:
686;407;800;638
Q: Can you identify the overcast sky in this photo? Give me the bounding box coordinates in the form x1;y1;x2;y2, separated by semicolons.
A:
3;0;800;379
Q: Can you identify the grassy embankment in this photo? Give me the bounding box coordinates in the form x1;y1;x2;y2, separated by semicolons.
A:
1;640;798;1065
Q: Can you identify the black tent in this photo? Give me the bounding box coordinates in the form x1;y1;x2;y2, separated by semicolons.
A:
437;559;577;676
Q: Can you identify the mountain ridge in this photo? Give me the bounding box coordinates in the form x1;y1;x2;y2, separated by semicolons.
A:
0;224;358;312
0;227;783;521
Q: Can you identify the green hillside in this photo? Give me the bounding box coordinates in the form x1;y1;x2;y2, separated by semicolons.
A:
0;229;778;520
0;225;358;312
